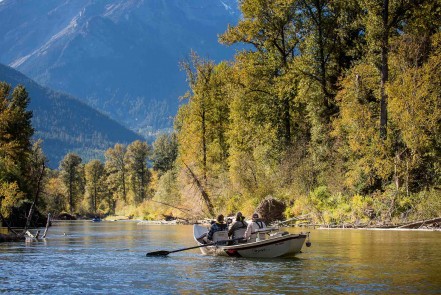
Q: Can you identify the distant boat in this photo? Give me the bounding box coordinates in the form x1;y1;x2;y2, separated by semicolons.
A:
193;224;309;258
92;217;101;222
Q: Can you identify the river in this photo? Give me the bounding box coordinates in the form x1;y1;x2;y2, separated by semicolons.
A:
1;221;440;294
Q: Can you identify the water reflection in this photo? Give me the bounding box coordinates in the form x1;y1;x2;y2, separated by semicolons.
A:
1;222;441;294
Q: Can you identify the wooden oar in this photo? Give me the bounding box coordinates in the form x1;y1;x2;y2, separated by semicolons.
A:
146;243;215;256
146;237;245;256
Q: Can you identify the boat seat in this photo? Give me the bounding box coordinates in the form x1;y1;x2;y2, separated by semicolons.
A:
249;231;266;242
232;228;247;243
257;232;266;241
212;230;229;245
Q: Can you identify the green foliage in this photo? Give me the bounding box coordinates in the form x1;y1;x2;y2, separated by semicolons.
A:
411;189;441;220
37;0;441;223
152;133;178;175
0;83;34;194
0;83;43;224
105;143;128;203
125;140;152;204
0;182;25;219
42;175;65;215
59;153;83;214
84;160;107;213
154;169;180;207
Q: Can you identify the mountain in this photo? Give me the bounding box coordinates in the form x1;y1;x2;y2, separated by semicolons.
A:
0;0;240;136
0;63;143;168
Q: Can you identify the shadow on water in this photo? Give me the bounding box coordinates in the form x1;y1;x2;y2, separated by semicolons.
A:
1;222;441;294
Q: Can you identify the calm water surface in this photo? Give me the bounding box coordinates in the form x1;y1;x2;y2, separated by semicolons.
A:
1;221;441;294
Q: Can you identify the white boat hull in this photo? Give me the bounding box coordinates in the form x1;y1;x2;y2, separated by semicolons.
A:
193;225;307;258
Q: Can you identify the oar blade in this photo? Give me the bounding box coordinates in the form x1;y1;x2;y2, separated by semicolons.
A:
146;250;170;256
146;241;217;256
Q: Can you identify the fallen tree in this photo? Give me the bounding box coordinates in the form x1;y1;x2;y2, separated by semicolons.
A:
398;217;441;229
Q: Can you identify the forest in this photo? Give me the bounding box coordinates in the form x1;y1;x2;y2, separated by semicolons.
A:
1;0;441;228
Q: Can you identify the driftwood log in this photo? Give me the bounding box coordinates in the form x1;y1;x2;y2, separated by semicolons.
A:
0;213;51;243
398;217;441;229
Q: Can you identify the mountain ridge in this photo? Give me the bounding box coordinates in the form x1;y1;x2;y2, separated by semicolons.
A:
0;0;240;135
0;63;144;168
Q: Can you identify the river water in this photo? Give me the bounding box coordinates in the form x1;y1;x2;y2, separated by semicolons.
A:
1;221;440;294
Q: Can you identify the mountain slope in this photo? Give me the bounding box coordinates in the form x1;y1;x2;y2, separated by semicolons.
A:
0;0;240;135
0;63;143;168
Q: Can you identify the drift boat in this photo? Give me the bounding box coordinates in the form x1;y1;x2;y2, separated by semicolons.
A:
193;224;309;258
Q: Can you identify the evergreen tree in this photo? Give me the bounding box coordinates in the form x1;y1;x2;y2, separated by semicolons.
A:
59;153;82;214
85;160;105;213
0;83;35;223
152;133;178;175
125;140;151;204
105;144;127;203
0;83;34;192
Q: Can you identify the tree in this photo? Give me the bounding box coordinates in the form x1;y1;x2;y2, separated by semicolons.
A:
43;175;65;216
360;0;430;139
152;133;178;175
105;144;127;203
125;140;152;204
0;83;34;193
387;31;441;192
331;0;441;195
179;52;217;183
0;83;37;228
177;54;232;216
59;153;82;214
220;0;301;147
24;140;47;231
85;160;105;213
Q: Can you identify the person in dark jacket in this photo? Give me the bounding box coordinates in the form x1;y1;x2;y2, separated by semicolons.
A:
207;214;228;241
228;212;248;238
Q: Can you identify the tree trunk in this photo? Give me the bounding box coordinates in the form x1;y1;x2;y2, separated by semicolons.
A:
183;162;215;217
122;169;126;202
380;0;389;139
201;107;207;183
0;211;18;235
42;213;51;238
24;162;45;232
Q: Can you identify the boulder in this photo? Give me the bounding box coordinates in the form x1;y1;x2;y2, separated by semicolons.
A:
256;196;286;224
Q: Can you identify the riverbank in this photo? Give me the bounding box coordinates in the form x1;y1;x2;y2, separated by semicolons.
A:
0;233;24;242
293;217;441;231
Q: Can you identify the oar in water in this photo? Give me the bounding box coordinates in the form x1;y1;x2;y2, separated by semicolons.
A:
146;243;215;256
146;237;245;257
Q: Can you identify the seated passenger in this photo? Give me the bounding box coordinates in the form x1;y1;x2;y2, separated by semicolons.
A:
207;214;228;241
244;213;266;240
228;212;248;239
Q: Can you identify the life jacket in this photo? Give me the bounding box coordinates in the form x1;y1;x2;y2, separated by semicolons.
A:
255;220;264;229
216;222;228;231
208;222;227;240
238;217;247;228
